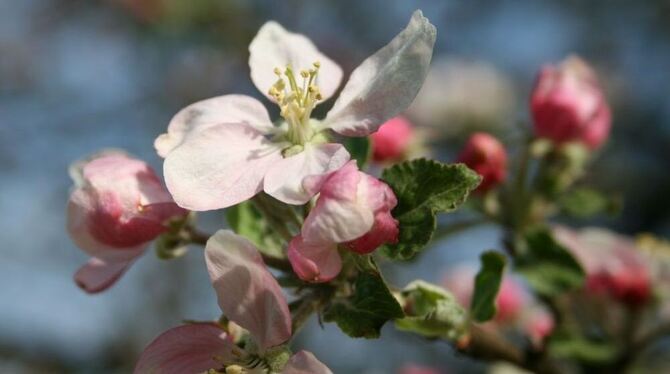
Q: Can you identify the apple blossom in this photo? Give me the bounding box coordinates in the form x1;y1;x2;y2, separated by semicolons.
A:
288;161;399;282
370;116;415;163
135;230;331;373
398;364;443;374
156;11;435;211
521;306;555;347
531;56;611;149
457;132;507;192
554;226;652;306
67;151;187;293
442;266;524;323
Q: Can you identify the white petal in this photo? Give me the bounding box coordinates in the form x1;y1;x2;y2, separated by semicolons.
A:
283;351;333;374
249;21;343;103
155;95;275;157
163;123;283;211
263;143;350;205
324;10;436;136
205;230;292;351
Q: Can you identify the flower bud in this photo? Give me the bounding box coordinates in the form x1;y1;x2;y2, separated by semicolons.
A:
554;226;652;307
457;132;507;192
442;266;525;323
370;116;414;163
522;306;555;347
67;152;187;293
289;161;399;282
531;56;611;149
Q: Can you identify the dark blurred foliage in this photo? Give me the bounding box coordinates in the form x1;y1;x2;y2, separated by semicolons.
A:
1;0;669;372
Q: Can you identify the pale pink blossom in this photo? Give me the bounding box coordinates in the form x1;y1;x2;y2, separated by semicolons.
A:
521;306;555;347
67;152;187;293
531;56;611;149
442;266;554;344
398;363;444;374
554;226;652;306
135;230;331;373
156;11;435;211
288;161;398;282
370;116;415;163
442;266;524;323
456;132;507;192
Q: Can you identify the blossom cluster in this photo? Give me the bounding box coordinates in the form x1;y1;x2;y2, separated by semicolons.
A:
67;11;436;373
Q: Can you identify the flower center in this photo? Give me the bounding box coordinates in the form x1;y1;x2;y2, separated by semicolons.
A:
268;61;322;146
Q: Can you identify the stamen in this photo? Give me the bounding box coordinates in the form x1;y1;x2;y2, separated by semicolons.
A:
271;60;324;146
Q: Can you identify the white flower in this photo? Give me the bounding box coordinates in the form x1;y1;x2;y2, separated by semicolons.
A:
156;11;436;211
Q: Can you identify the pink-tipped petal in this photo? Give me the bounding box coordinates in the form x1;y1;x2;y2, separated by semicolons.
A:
263;143;350;205
249;22;342;103
325;11;435;136
301;163;374;244
163;123;283;211
288;236;342;283
74;258;134;294
205;230;292;350
283;350;333;374
155;95;275;157
134;324;237;374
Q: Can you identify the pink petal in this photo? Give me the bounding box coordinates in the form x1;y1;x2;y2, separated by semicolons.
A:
283;350;333;374
74;258;134;294
205;230;292;351
134;323;238;374
67;189;148;261
249;22;342;103
263;143;349;205
163;123;283;211
288;236;342;283
155;95;275;157
301;162;374;244
324;11;435;136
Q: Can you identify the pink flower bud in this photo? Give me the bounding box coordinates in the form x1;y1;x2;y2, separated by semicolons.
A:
67;152;187;293
289;161;399;282
370;116;415;163
531;56;611;149
398;364;443;374
442;266;525;323
554;226;652;307
522;307;555;347
457;132;507;192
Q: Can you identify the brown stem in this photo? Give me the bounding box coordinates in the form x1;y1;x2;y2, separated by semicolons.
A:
461;325;562;374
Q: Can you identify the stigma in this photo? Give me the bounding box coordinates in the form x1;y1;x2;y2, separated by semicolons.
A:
268;61;323;145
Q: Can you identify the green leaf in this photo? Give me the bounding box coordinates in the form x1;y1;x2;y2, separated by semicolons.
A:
225;201;284;258
516;227;585;296
549;332;619;364
559;188;621;218
394;281;467;341
470;251;507;322
324;270;404;339
381;159;481;260
343;136;371;169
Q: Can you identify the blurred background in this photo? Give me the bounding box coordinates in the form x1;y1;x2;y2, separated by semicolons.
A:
1;0;669;372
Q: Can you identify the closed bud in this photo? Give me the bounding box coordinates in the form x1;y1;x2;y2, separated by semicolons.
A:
531;56;611;150
457;132;507;192
370;116;415;163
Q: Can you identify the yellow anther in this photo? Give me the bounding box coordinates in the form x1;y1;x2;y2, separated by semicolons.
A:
313;61;321;68
300;70;309;78
273;67;282;75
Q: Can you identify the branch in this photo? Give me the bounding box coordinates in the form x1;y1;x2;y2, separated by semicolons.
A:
459;325;562;374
